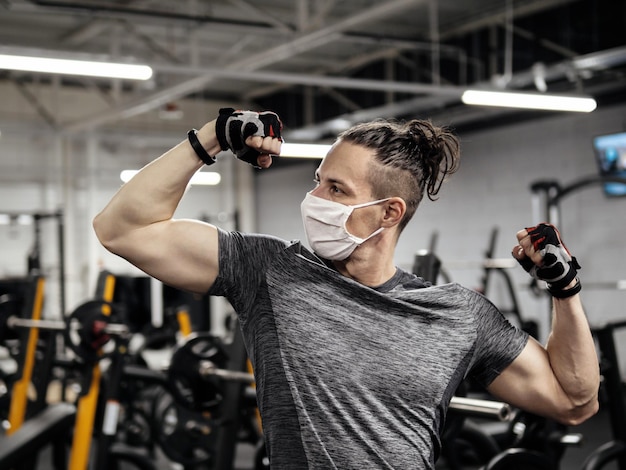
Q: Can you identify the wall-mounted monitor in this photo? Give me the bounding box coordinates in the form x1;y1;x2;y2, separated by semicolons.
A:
592;131;626;197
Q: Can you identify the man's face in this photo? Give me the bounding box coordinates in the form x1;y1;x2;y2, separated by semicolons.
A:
310;141;374;204
310;141;384;239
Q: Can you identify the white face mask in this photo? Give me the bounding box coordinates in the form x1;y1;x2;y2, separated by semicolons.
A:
300;192;389;260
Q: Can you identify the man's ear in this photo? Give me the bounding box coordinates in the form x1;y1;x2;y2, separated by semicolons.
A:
381;197;406;228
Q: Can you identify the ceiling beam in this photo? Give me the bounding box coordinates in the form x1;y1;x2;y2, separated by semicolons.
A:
12;79;58;129
228;0;293;34
285;45;626;141
243;47;403;100
144;62;466;95
438;0;580;40
60;0;424;133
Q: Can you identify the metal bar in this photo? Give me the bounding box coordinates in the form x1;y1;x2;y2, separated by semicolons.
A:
448;396;511;421
69;289;116;470
56;210;66;318
199;361;256;383
593;326;626;470
61;0;423;132
227;0;293;33
548;176;626;207
6;316;129;336
438;0;579;40
7;317;65;331
121;62;467;96
195;360;512;422
503;0;514;82
7;276;46;435
429;0;440;86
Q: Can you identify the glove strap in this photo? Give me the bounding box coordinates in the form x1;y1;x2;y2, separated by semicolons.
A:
187;129;216;166
548;278;582;299
215;107;235;151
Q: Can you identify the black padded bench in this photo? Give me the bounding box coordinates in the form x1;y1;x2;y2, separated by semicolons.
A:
0;402;76;469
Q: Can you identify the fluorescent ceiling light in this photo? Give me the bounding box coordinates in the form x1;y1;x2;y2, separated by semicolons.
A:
0;54;153;80
0;214;33;225
120;145;336;179
461;90;597;113
280;143;332;159
121;170;221;185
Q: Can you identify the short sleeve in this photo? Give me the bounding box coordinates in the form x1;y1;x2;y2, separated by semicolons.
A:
207;228;289;318
467;290;529;388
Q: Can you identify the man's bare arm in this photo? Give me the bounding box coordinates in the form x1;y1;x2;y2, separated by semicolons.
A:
487;225;599;425
488;290;599;425
93;117;281;294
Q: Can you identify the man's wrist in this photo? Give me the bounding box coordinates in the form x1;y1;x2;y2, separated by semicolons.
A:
188;129;216;165
188;122;222;165
548;278;581;299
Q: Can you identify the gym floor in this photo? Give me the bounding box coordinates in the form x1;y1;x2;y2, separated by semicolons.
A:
30;439;258;469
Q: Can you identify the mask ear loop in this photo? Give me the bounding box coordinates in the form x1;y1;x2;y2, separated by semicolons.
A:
349;226;385;245
349;197;392;210
343;198;390;243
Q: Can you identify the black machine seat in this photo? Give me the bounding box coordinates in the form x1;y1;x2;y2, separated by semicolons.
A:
0;402;76;469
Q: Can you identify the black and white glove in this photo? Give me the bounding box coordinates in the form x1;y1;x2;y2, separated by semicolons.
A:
215;108;283;168
517;223;581;298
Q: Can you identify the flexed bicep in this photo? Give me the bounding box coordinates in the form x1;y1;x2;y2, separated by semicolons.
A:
106;218;219;294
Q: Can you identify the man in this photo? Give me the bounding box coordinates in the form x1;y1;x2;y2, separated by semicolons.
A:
93;108;599;469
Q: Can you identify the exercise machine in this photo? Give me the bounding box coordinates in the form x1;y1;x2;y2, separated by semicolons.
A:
581;320;626;470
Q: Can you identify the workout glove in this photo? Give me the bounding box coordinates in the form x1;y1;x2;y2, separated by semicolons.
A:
215;107;283;168
517;223;581;298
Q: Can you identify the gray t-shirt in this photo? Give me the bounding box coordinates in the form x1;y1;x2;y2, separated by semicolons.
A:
208;229;528;470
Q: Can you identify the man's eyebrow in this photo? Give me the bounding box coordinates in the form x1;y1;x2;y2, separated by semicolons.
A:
314;171;347;187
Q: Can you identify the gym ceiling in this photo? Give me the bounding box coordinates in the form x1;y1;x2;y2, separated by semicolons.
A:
0;0;625;141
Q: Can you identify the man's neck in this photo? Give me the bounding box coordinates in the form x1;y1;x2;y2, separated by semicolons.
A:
333;244;397;287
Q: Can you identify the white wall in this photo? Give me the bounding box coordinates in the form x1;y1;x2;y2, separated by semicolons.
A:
0;131;236;315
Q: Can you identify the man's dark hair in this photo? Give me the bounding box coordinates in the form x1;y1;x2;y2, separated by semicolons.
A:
338;119;461;232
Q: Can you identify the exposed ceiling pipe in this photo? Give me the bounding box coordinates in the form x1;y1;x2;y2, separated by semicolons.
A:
286;94;459;141
60;0;425;133
13;80;58;128
437;78;626;129
503;0;514;84
285;45;626;141
510;24;578;59
32;0;281;29
243;47;403;101
507;45;626;88
572;46;626;71
61;18;111;46
144;62;465;96
32;0;579;42
339;34;476;85
226;0;426;73
227;0;294;34
438;0;579;40
429;0;440;86
17;0;618;139
296;0;308;32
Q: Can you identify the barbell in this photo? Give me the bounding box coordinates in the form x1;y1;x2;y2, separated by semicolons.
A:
5;315;128;336
0;296;129;363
